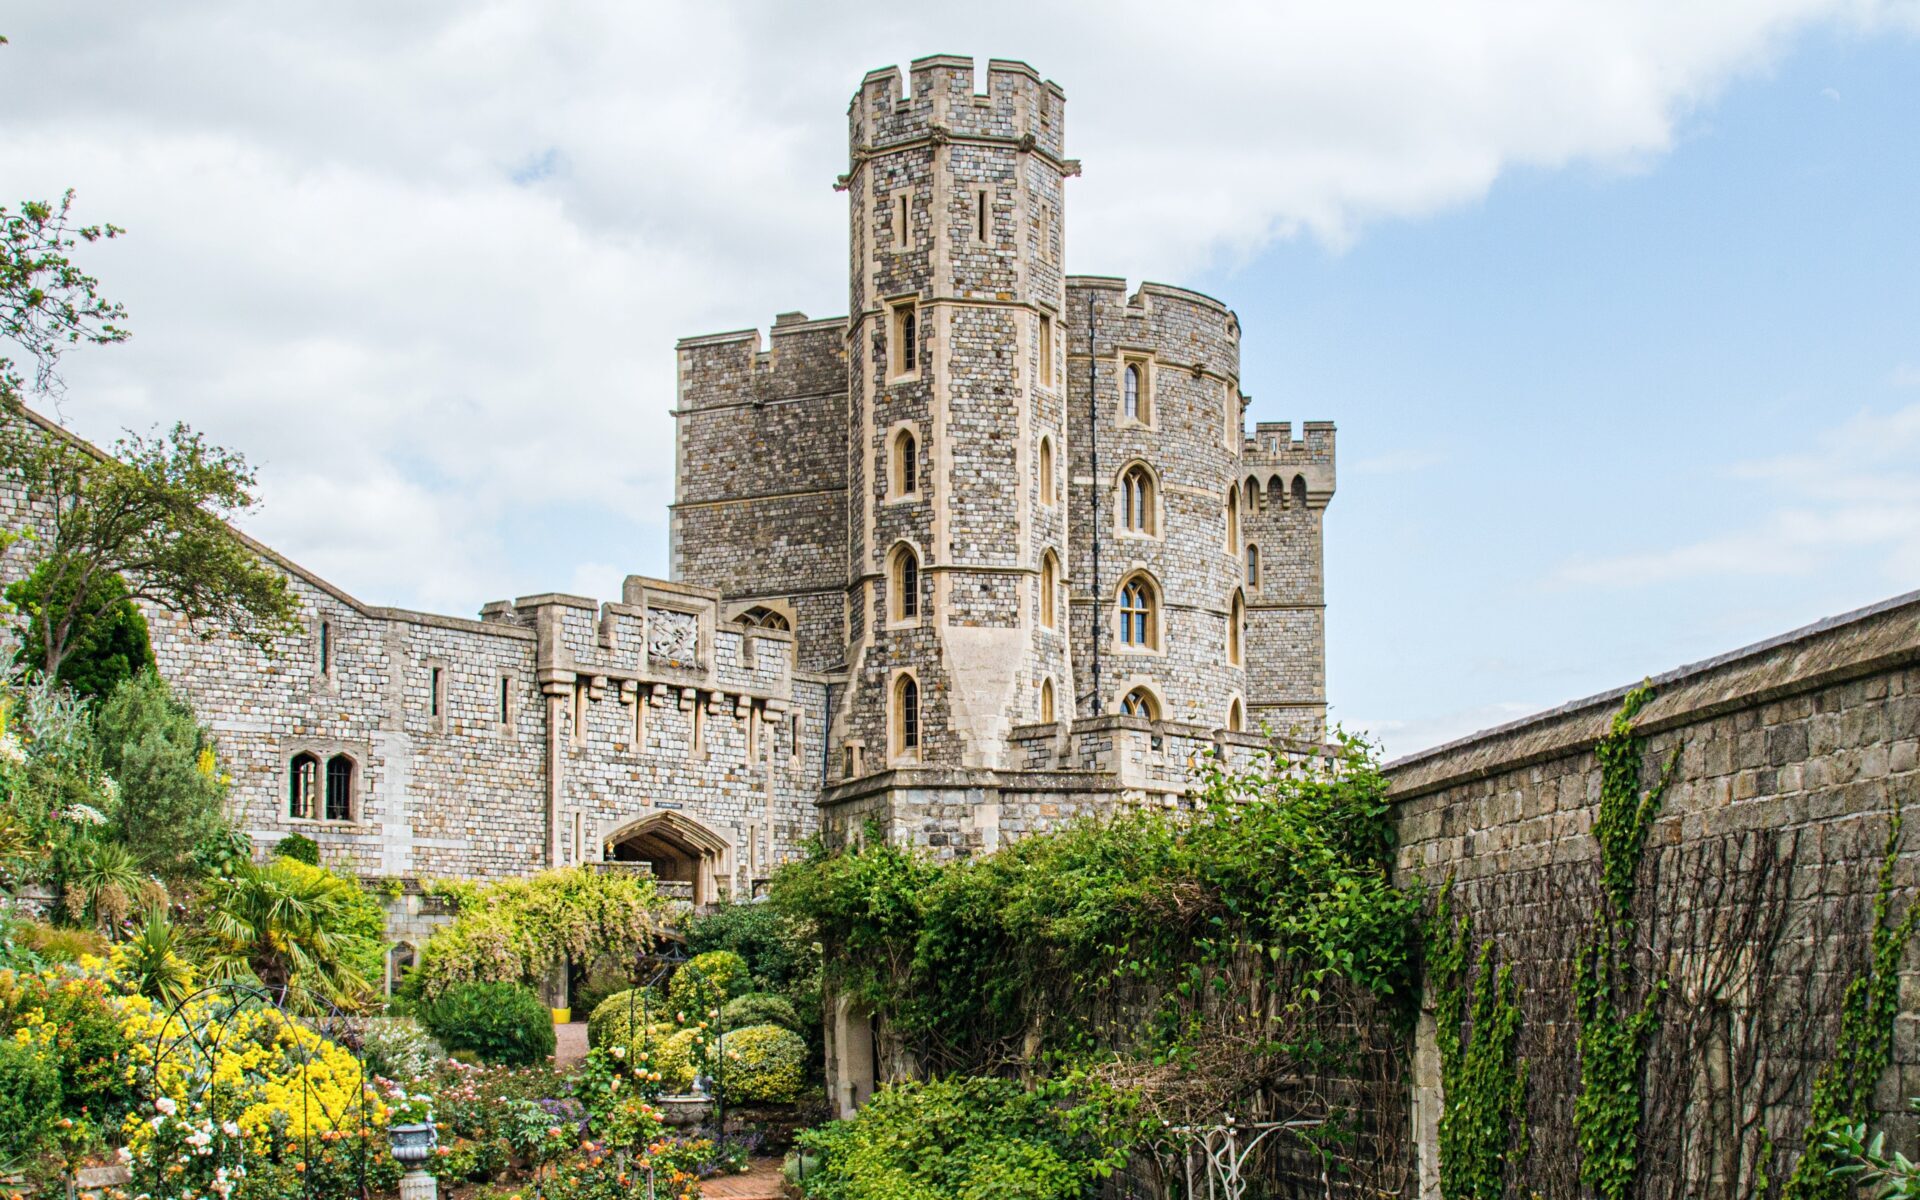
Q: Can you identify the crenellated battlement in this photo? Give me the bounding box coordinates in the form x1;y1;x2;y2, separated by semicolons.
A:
674;313;848;412
849;55;1068;165
1241;422;1336;509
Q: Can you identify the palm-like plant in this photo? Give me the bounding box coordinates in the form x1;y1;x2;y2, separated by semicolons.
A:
60;834;141;928
200;858;372;1010
119;904;195;1005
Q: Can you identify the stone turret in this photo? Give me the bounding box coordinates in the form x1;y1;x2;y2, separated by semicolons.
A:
834;57;1079;775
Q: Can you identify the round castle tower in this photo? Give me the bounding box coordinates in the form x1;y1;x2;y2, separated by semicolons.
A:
834;56;1076;774
1064;279;1251;731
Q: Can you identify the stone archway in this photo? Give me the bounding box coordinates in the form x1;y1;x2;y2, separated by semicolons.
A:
604;810;733;905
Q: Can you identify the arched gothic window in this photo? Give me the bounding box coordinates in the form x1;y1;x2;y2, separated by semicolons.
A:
891;428;918;497
1118;576;1156;649
1040;551;1060;628
289;752;318;820
890;544;920;622
1038;437;1056;505
1121;687;1158;720
1246;544;1260;588
325;755;355;822
1292;474;1308;507
1227;698;1245;732
1120;465;1155;535
1039;677;1056;724
1225;488;1239;550
1123;363;1144;422
1229;590;1245;665
893;674;920;758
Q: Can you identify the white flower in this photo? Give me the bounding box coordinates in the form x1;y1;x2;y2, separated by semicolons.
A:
100;776;121;803
60;802;107;825
222;1121;241;1137
116;1147;132;1165
0;732;24;765
155;1097;178;1116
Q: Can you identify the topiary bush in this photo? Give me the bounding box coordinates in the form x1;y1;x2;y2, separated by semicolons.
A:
721;992;800;1034
0;1038;63;1167
666;950;749;1021
588;986;667;1049
717;1023;807;1104
274;833;320;865
650;1026;704;1092
421;982;555;1066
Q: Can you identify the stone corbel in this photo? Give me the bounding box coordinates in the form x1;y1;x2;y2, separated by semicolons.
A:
587;674;608;701
677;689;695;712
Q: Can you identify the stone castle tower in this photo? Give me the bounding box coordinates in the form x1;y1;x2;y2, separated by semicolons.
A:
672;54;1333;813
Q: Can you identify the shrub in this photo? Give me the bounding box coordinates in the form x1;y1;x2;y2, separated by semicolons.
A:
358;1017;446;1080
666;949;749;1020
683;899;818;992
651;1026;703;1092
13;918;108;963
422;981;555;1066
93;669;233;880
0;1038;62;1166
718;1023;807;1104
795;1076;1136;1200
588;986;665;1049
201;856;386;1007
0;960;131;1125
411;867;670;1000
7;564;155;702
274;833;320;865
721;992;801;1033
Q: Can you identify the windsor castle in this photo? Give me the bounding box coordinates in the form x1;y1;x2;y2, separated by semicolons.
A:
2;56;1331;939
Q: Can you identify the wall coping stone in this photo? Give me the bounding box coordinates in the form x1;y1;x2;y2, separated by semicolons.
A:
1386;587;1920;801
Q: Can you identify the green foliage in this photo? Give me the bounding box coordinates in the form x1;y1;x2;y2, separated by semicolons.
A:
199;855;385;1008
722;991;801;1033
1573;685;1677;1200
0;422;300;679
117;903;194;1004
682;897;819;992
0;187;127;403
651;1025;704;1091
420;980;556;1066
795;1075;1138;1200
273;832;319;865
1426;885;1528;1200
772;733;1416;1075
411;866;670;999
1783;816;1920;1200
718;1023;808;1104
7;562;153;700
1823;1101;1920;1200
586;985;665;1049
93;668;233;879
667;948;749;1019
0;1038;62;1168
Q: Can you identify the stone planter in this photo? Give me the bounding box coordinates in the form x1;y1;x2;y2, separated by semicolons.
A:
389;1121;437;1167
654;1094;713;1128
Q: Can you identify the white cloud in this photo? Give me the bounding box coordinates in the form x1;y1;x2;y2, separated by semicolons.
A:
1553;403;1920;587
3;2;1915;613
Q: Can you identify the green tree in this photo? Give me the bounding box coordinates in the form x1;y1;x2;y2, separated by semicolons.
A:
93;669;231;880
0;423;301;679
7;561;154;699
200;857;383;1010
0;182;127;404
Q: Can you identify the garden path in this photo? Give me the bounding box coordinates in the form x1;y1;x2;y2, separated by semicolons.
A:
700;1159;786;1199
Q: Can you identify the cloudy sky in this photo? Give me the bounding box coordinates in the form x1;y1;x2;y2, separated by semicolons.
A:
3;3;1917;756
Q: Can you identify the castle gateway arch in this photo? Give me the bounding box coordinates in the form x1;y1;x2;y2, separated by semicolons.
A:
602;809;734;905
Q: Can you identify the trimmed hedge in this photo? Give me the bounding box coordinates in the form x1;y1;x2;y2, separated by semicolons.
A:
720;992;800;1034
421;982;555;1066
665;950;749;1021
587;986;666;1049
718;1023;806;1104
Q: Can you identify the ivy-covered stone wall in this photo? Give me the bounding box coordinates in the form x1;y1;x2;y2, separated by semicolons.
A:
1389;589;1920;1199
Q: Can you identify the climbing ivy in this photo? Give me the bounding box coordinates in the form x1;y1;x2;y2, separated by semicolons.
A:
1781;810;1920;1200
1573;685;1678;1200
1426;884;1528;1200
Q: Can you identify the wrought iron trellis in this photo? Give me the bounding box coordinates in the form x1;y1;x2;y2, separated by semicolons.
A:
137;978;381;1200
618;938;732;1181
1152;1117;1328;1200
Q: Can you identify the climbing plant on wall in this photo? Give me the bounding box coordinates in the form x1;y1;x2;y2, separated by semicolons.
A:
1781;810;1920;1200
1573;685;1679;1200
1427;884;1528;1200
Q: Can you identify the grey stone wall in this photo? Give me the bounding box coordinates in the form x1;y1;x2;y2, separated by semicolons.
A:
1387;589;1920;1199
1240;421;1333;735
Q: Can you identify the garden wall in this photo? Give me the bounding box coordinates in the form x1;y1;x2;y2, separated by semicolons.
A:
1387;588;1920;1199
